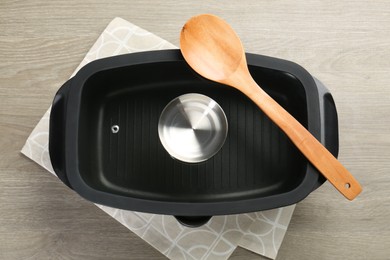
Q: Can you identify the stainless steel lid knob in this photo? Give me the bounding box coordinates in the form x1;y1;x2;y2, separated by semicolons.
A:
158;93;228;163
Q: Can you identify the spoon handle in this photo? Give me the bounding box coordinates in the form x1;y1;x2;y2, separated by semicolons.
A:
239;76;362;200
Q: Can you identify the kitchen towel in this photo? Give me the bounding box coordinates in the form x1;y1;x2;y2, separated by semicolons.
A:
21;17;295;260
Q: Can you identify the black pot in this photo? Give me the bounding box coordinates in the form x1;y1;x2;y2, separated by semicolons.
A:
49;50;338;227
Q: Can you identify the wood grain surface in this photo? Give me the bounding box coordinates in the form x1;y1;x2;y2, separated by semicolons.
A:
1;0;389;259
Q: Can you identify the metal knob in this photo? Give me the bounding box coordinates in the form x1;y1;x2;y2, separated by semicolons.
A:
158;93;228;163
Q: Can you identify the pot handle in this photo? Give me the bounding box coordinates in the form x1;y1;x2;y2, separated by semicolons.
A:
322;92;339;157
49;79;72;189
312;78;339;190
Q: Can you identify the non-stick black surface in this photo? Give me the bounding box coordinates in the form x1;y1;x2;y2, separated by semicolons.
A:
78;62;307;202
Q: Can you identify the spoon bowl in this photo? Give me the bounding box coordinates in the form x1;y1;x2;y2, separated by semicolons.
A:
181;15;244;82
180;14;362;200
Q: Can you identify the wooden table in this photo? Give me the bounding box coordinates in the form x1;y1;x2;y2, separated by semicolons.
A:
1;1;389;259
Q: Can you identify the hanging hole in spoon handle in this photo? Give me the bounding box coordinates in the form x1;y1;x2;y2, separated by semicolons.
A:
179;14;362;200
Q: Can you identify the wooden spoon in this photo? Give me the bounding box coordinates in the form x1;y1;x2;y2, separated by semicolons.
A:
180;14;362;200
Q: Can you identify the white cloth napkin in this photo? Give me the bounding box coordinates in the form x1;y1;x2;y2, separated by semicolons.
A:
21;17;295;260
